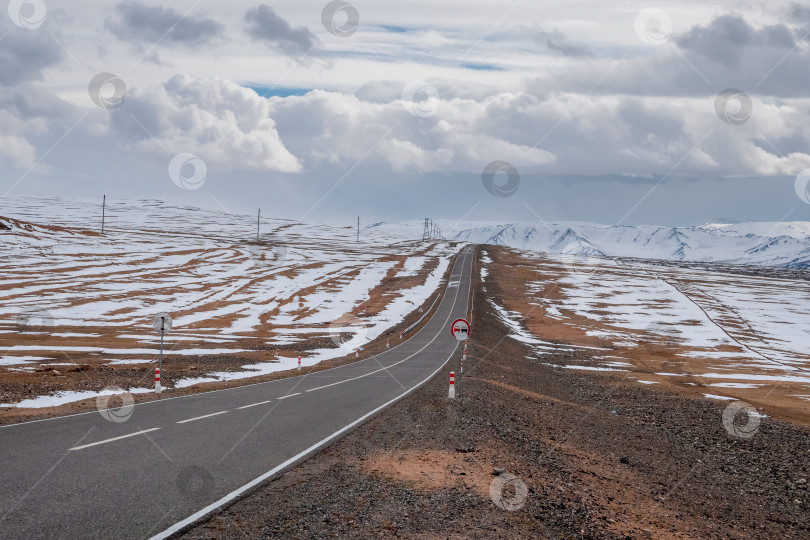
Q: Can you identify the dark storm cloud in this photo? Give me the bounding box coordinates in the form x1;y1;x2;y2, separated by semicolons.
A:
0;20;62;86
2;84;77;122
675;15;795;67
527;26;593;58
106;2;223;46
244;5;316;56
789;2;810;21
527;14;810;98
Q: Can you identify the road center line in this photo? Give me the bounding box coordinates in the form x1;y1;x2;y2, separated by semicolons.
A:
69;428;161;451
236;400;272;410
176;411;228;424
276;393;300;400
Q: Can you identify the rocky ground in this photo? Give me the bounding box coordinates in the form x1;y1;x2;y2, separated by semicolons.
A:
175;250;810;539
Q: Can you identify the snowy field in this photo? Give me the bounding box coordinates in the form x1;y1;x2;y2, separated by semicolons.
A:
0;196;461;407
481;248;810;415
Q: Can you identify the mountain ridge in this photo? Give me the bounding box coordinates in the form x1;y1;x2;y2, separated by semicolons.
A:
442;221;810;268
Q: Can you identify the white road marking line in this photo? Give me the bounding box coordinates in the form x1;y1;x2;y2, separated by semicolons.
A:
305;360;412;392
69;428;161;451
237;400;272;410
276;393;300;399
306;380;348;392
176;411;228;424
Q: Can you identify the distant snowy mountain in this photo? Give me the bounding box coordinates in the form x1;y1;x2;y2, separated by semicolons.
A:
446;221;810;267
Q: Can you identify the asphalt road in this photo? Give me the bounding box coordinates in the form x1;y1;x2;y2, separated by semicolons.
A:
0;245;475;539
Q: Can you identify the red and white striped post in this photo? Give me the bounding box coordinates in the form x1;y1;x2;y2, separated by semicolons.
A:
448;371;455;399
399;331;403;340
355;348;359;359
155;367;161;393
463;345;467;361
298;356;301;371
386;338;389;349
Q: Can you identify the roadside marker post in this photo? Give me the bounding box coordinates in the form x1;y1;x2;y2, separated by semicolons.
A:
298;357;301;371
355;348;359;359
461;355;464;374
449;371;456;399
386;338;389;349
152;313;172;393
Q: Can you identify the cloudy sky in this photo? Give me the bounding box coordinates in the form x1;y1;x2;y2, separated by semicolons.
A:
1;0;810;227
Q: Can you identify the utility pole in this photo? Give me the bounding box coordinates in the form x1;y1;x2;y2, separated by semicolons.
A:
357;216;360;242
101;195;106;234
257;209;261;240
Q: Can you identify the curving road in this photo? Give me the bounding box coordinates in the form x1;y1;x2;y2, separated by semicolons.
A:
0;245;475;539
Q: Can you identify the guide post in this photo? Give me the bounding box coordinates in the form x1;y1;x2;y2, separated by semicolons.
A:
153;312;172;393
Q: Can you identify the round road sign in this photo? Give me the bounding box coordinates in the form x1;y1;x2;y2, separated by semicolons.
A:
153;312;172;333
450;318;470;340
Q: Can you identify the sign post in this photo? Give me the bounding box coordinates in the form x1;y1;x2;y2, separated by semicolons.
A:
153;313;172;393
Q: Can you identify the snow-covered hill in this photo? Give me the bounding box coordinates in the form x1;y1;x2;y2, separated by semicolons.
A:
446;221;810;268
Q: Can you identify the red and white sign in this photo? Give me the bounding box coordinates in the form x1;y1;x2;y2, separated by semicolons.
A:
450;318;470;341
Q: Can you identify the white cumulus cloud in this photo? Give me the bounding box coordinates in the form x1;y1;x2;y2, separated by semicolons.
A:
109;75;302;173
